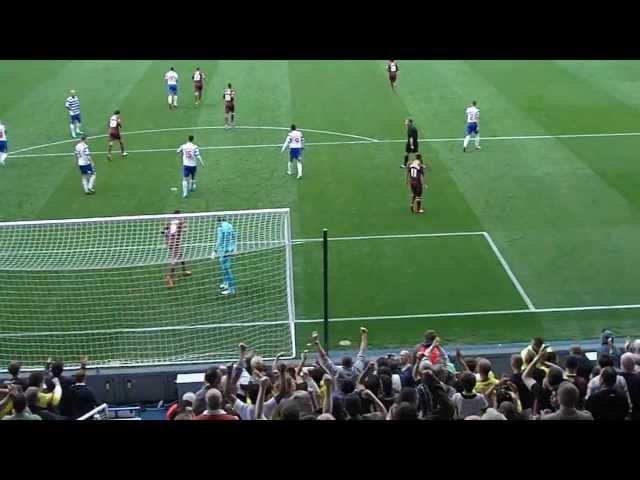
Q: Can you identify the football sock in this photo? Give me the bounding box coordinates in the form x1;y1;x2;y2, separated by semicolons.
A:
88;174;96;190
82;178;89;193
475;135;480;147
173;96;178;107
404;155;409;166
463;135;470;149
0;153;5;165
417;200;422;210
287;160;292;174
76;123;83;133
168;95;172;105
182;179;189;197
70;124;76;138
297;161;302;177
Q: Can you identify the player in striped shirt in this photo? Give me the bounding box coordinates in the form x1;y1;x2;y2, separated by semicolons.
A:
463;101;481;152
177;135;205;198
281;124;304;179
0;121;8;166
74;135;96;195
65;90;83;138
213;217;237;296
165;67;179;109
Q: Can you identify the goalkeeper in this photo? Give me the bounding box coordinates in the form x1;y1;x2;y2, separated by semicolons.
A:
213;217;237;296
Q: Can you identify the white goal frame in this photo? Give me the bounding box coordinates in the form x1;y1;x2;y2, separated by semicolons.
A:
0;208;297;369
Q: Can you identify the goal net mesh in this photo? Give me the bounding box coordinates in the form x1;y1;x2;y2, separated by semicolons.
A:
0;209;296;369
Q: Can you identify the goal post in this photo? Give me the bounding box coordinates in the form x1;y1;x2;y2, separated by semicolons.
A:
0;208;296;369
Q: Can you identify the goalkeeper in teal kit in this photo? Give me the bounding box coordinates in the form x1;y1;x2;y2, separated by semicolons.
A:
213;217;237;296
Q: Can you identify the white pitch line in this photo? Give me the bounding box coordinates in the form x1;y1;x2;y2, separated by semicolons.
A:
376;131;640;144
9;130;640;159
296;302;640;323
294;231;485;243
482;232;535;310
9;125;379;156
8;140;375;159
4;303;640;337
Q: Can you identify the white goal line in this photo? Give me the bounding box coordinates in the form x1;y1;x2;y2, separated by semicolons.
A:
0;232;486;258
8;131;640;159
296;303;640;323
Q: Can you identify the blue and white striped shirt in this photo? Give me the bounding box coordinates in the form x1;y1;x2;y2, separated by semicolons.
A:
65;96;81;115
75;142;91;166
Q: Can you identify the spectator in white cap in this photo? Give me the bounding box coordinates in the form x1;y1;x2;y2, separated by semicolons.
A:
167;392;196;420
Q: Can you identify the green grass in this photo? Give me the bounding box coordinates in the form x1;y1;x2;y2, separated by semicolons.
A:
2;60;640;367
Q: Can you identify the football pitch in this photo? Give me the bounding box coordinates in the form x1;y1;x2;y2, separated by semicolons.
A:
2;60;640;365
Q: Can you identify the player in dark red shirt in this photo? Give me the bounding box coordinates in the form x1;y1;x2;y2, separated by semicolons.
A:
163;210;192;288
107;110;127;161
407;154;426;213
223;84;236;127
386;60;399;89
192;67;206;106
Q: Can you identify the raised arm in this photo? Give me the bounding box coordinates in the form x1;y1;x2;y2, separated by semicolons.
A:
0;385;15;411
255;376;270;420
522;346;548;390
455;348;470;373
355;327;368;372
311;331;338;377
276;362;291;402
231;343;247;386
357;362;376;390
49;376;63;408
295;350;309;379
362;389;388;417
301;369;321;412
322;375;334;414
271;352;285;374
483;378;507;408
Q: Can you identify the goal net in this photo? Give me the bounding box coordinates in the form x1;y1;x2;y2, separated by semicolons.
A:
0;209;296;369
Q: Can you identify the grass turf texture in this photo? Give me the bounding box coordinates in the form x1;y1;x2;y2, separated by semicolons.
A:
2;60;640;365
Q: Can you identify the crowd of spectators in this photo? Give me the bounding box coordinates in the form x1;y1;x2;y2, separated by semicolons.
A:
2;327;640;421
0;356;97;420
